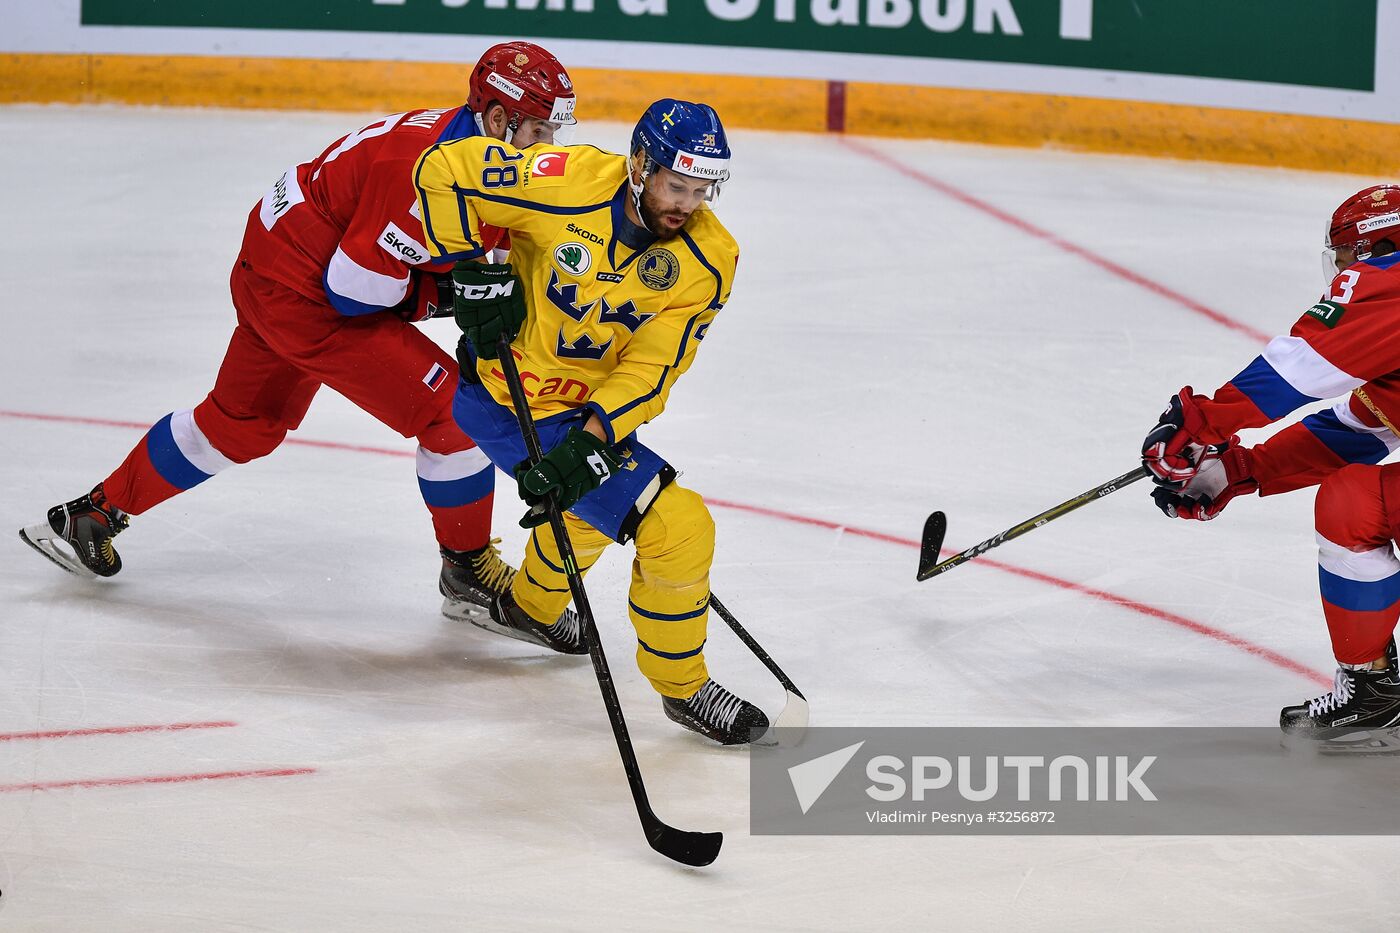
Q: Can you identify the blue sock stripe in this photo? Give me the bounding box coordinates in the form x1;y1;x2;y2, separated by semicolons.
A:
637;638;706;660
145;413;214;491
418;467;494;508
1319;565;1400;613
628;600;709;622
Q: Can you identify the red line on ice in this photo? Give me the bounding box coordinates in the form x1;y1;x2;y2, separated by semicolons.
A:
0;720;237;742
0;768;316;794
5;409;1326;685
837;138;1273;345
708;498;1329;687
0;409;409;457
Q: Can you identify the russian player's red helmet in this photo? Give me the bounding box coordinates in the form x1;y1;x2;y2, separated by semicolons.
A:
467;41;576;139
1326;184;1400;261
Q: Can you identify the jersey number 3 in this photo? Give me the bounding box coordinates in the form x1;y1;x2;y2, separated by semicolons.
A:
1329;269;1361;304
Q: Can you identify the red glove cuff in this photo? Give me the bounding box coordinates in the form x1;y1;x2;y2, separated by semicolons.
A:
1217;439;1259;495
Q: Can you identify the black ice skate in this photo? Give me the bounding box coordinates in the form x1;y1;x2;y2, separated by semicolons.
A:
663;679;770;746
439;539;518;623
1280;640;1400;754
459;587;587;656
19;484;130;579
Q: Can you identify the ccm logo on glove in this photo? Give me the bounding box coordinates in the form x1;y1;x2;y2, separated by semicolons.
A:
585;451;614;482
455;281;515;300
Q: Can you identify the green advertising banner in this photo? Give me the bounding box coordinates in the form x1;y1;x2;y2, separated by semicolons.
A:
80;0;1377;92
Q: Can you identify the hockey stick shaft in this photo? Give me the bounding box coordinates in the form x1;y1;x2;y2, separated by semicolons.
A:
708;593;809;738
708;594;804;700
495;336;720;867
917;465;1150;581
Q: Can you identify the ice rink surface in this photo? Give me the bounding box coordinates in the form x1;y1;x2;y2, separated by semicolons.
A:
1;105;1394;930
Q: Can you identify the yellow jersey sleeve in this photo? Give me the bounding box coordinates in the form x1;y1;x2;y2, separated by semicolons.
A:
586;226;739;442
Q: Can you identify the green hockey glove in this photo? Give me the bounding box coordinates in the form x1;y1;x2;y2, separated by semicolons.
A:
514;428;623;528
451;261;526;360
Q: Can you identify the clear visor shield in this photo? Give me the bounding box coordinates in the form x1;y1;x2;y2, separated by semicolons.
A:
1322;245;1343;286
508;97;577;147
1323;216;1350;286
668;151;730;203
541;118;578;147
1323;242;1366;285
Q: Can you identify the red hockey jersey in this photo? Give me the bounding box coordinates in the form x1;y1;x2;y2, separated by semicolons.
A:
1186;253;1400;495
237;106;498;317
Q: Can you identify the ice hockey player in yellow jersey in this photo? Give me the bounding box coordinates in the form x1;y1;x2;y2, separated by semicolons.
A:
414;99;768;745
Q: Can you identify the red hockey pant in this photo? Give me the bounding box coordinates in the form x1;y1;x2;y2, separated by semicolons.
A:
1313;463;1400;665
102;260;492;552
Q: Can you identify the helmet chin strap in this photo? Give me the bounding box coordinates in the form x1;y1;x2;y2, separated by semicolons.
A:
473;109;518;145
629;152;657;234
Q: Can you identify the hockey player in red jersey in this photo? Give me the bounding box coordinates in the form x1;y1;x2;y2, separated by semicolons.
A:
20;41;579;627
1141;184;1400;750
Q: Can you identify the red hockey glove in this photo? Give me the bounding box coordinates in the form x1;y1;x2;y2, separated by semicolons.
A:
1142;387;1212;487
394;273;455;323
1150;440;1258;521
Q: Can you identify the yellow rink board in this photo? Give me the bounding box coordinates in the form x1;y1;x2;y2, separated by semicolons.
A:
3;52;1397;175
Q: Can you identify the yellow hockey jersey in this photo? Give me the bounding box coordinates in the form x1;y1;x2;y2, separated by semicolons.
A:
413;137;739;443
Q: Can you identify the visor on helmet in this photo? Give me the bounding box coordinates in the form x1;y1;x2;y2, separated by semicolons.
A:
654;151;729;203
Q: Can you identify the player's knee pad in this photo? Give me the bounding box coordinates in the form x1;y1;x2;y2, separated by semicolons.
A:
633;484;714;587
1316;464;1389;547
416;408;473;456
190;401;281;463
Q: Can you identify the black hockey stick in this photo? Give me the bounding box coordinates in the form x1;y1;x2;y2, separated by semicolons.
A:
917;465;1150;581
496;335;722;868
708;594;809;739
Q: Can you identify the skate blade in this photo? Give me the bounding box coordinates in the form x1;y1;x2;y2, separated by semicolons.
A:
1321;727;1400;756
18;524;98;579
440;595;491;624
447;598;561;652
1283;726;1400;756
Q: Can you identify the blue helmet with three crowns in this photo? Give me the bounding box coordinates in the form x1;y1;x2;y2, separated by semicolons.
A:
630;99;731;196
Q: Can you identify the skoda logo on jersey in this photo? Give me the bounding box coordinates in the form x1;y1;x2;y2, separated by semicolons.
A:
555;242;592;277
637;248;680;291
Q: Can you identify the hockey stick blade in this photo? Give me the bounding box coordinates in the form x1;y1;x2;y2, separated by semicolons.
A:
647;820;723;867
753;690;811;748
708;594;809;747
916;466;1150;582
916;511;947;580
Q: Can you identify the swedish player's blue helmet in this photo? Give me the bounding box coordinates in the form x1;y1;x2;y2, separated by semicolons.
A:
630;99;731;203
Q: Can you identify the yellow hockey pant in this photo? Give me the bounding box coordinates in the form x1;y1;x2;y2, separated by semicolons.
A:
511;483;712;698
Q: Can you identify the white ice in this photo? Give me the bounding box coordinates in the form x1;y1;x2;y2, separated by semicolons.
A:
0;105;1390;931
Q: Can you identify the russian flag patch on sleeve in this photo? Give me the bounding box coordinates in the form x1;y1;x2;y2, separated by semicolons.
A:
423;362;448;391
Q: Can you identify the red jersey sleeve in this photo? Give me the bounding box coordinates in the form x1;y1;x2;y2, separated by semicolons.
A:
322;154;456;316
1188;259;1400;443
